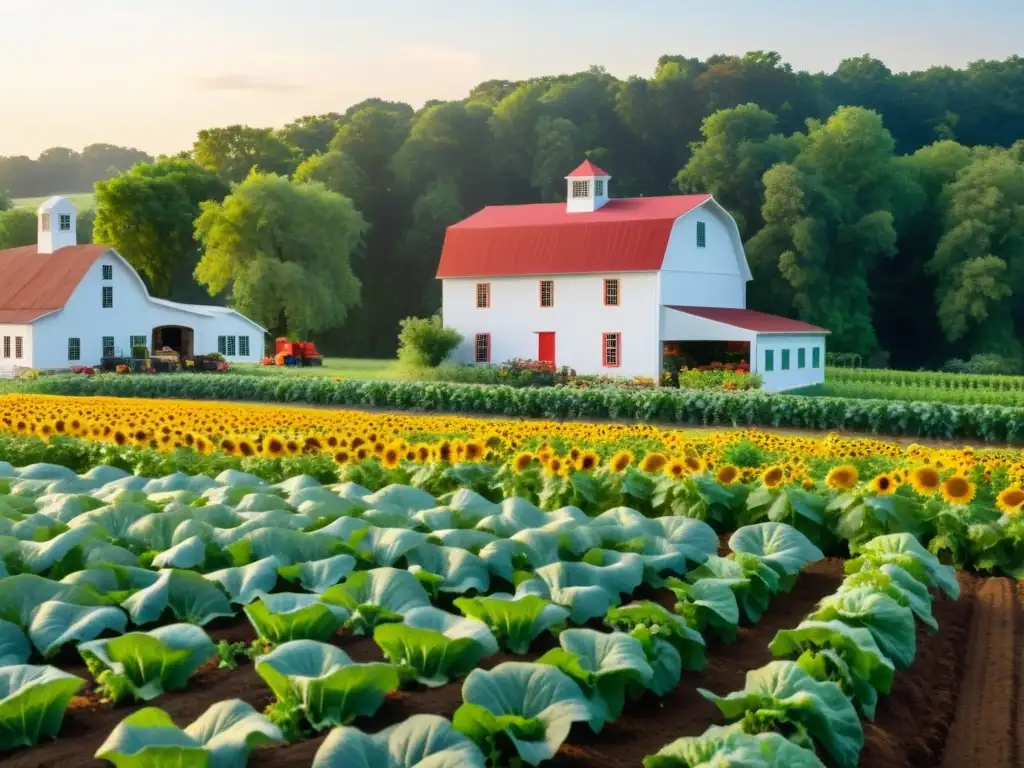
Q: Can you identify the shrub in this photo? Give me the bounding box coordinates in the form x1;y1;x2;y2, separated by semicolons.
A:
397;315;463;368
966;353;1019;375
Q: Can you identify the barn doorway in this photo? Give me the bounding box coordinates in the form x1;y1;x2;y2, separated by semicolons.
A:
152;325;194;359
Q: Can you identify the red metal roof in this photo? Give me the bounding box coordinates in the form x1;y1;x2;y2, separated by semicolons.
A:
566;159;609;178
436;195;711;278
0;244;110;323
666;305;829;334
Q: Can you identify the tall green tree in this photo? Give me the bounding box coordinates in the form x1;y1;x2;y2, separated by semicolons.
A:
927;147;1024;362
193;126;301;183
293;150;369;213
277;114;343;158
676;103;801;238
92;159;229;296
0;190;11;211
747;107;924;353
194;173;367;338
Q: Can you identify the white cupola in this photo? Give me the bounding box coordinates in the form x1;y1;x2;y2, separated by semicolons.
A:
565;159;611;213
37;196;77;254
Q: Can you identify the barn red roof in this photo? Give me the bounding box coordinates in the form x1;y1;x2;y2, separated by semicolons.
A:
566;159;609;177
0;244;110;323
666;305;829;334
436;194;712;278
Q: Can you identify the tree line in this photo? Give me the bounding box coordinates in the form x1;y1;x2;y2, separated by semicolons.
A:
3;51;1024;369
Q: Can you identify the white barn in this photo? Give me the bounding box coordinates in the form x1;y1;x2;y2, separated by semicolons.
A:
0;196;265;375
438;160;829;392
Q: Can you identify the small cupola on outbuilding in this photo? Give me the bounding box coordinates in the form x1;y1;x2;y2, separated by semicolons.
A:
565;159;611;213
37;196;77;254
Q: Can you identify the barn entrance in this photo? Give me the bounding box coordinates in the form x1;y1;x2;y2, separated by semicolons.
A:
152;325;194;360
662;340;750;382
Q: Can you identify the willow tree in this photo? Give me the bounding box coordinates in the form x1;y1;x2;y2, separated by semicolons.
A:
194;172;366;338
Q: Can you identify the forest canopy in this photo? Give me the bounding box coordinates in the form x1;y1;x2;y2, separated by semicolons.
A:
5;51;1024;369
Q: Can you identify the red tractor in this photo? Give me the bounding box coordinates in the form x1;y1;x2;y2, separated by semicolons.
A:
262;337;324;367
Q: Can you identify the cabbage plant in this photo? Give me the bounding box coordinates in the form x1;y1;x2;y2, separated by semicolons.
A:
28;600;127;657
806;587;916;668
453;662;592;766
244;593;349;644
94;699;282;767
698;660;863;768
537;628;653;731
0;664;84;749
663;577;740;643
684;554;779;622
605;601;706;673
321;567;432;634
846;533;960;599
312;714;486;768
769;619;895;719
122;569;234;626
78;623;216;703
454;594;568;654
642;722;826;768
729;523;824;587
255;640;400;733
373;606;498;687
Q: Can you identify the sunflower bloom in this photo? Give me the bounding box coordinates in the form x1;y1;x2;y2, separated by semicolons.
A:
909;466;941;496
577;450;599;472
683;455;705;475
513;452;536;473
940;474;976;506
545;455;567;476
825;465;858;491
263;434;286;458
761;465;785;488
640;452;668;474
715;464;739;485
869;473;897;496
997;486;1024;515
609;450;634;473
381;444;402;470
665;458;687;479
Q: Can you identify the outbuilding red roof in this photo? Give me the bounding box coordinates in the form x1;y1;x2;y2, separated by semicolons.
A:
566;159;609;177
0;244;110;323
666;305;829;334
436;194;712;278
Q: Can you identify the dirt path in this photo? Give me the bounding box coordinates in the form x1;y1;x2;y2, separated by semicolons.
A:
940;577;1016;768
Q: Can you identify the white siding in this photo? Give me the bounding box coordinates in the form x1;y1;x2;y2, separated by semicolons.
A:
442;273;661;379
31;254;264;369
659;205;746;308
753;334;827;392
0;324;34;373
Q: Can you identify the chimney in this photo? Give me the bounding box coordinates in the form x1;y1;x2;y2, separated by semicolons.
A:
565;159;611;213
37;196;77;254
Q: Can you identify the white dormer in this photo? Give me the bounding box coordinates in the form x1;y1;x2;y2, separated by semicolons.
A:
565;159;611;213
37;196;77;254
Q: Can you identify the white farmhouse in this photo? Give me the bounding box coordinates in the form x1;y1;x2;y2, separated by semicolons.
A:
0;196;265;375
438;160;829;392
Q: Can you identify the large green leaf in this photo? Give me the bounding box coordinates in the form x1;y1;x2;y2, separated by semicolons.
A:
0;618;30;666
95;699;282;768
321;567;431;634
28;600;128;657
453;662;592;766
808;587;916;668
311;713;486;768
244;593;348;644
537;628;653;731
373;606;497;687
204;557;282;605
276;554;356;593
664;577;740;643
454;594;568;654
0;573;110;628
604;601;706;672
405;544;489;594
848;533;960;599
255;640;400;731
122;569;234;626
521;552;644;624
838;563;937;631
699;661;863;768
0;664;85;748
729;523;824;578
642;722;826;767
78;623;215;702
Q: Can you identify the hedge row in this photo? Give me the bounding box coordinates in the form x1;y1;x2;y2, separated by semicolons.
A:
10;373;1024;442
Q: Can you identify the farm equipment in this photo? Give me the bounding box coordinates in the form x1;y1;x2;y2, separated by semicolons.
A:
262;337;324;367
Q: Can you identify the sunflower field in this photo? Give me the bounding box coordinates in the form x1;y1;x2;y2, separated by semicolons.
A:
2;394;1024;577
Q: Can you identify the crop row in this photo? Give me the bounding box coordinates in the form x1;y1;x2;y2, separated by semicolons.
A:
9;372;1024;441
0;460;831;765
817;379;1024;407
829;366;1024;392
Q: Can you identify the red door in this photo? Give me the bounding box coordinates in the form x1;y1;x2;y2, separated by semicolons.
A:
537;332;555;367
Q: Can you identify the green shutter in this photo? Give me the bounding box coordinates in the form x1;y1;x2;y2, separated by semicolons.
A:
781;349;790;370
812;347;821;368
798;348;806;369
764;349;774;372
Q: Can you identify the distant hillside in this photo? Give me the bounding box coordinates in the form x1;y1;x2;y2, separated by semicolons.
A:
14;193;95;210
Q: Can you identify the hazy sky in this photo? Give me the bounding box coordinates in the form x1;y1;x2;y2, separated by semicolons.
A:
1;0;1021;157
